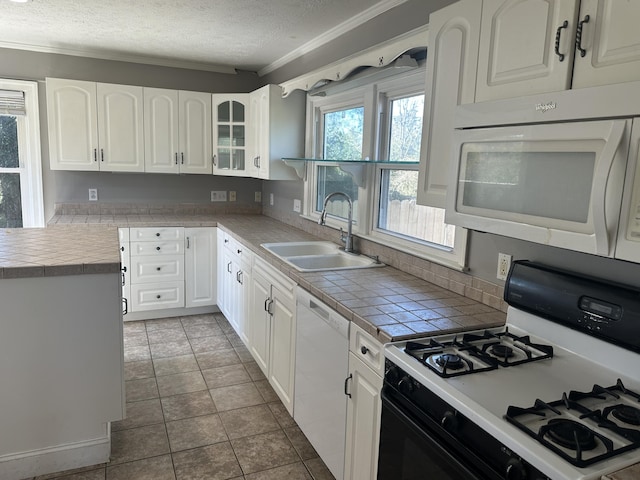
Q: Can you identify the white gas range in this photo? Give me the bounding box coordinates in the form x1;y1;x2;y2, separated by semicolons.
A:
379;261;640;480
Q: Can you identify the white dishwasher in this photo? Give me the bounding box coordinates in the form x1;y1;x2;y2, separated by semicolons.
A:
295;287;349;480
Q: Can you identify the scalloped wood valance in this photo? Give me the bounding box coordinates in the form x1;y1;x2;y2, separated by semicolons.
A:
279;25;428;97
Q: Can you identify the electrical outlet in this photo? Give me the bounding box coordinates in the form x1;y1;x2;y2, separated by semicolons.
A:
293;199;301;213
255;191;262;203
211;190;227;202
497;253;512;281
229;191;237;202
88;188;98;201
269;193;274;206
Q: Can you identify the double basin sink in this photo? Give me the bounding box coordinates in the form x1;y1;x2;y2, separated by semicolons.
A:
261;241;384;272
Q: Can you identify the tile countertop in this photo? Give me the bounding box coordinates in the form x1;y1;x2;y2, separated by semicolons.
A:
602;463;640;479
45;213;506;342
0;225;120;278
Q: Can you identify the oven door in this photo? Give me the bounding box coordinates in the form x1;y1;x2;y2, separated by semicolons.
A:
377;388;501;480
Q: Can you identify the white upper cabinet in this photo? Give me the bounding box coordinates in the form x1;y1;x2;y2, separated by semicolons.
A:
417;0;482;208
144;89;212;174
96;83;145;172
47;79;99;171
48;79;144;172
475;0;580;102
179;91;213;174
144;88;180;174
475;0;640;102
248;85;305;180
571;0;640;89
212;94;250;176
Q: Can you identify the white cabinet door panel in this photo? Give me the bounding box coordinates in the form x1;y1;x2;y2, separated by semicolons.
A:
417;0;481;208
144;88;180;173
185;228;217;309
572;0;640;89
268;283;296;414
97;83;144;172
179;91;212;174
46;79;99;171
475;0;579;101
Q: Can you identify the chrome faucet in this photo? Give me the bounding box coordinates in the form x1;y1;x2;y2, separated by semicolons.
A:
318;192;355;253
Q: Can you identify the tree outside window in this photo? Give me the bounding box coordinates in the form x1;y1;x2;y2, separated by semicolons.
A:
0;115;23;228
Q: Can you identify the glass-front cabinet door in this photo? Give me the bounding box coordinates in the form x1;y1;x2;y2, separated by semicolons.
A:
212;94;249;176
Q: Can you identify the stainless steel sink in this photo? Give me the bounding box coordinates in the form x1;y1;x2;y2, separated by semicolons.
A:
261;241;384;272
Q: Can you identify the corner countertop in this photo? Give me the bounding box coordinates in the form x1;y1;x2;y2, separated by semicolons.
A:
44;213;506;342
0;225;120;279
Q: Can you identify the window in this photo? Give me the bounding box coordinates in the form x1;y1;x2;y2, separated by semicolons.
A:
0;80;44;228
304;68;466;268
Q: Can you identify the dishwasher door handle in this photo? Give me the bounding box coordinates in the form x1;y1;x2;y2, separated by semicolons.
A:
344;373;353;398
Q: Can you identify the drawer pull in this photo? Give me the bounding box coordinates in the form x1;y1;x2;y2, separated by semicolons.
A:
156;267;161;271
121;246;124;252
156;246;161;251
156;295;161;299
361;346;369;355
156;233;160;237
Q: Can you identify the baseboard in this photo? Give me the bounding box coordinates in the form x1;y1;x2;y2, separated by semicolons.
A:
123;305;218;322
0;431;110;480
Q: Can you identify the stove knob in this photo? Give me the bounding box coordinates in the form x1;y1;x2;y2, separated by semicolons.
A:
385;365;400;384
505;458;527;480
441;411;458;431
398;376;415;395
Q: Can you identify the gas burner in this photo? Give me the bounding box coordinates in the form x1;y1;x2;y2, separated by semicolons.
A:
610;405;640;426
490;344;514;358
435;353;464;370
543;419;597;451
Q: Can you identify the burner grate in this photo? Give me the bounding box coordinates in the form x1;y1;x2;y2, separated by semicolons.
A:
505;380;640;467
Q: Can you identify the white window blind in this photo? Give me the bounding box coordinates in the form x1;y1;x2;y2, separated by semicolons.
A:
0;89;26;115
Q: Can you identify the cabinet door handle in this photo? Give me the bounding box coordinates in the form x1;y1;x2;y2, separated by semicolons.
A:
122;297;128;315
554;20;568;61
267;299;274;315
121;271;125;286
344;374;353;398
93;148;97;162
227;261;232;273
100;148;104;162
576;14;590;58
186;237;190;249
264;297;270;312
175;152;178;165
213;154;217;166
181;152;184;164
237;249;242;254
238;270;243;285
121;246;125;252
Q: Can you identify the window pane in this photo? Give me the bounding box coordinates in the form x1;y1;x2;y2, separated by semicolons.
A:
378;169;454;248
323;107;364;160
0;116;19;168
0;173;22;227
316;166;358;221
217;101;230;122
388;95;424;162
232;101;244;122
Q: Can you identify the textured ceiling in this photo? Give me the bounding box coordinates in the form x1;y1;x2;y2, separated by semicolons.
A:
0;0;401;73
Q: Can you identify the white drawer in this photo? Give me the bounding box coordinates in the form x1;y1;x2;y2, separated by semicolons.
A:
350;322;384;377
130;227;184;242
130;255;184;284
130;282;184;311
130;240;183;256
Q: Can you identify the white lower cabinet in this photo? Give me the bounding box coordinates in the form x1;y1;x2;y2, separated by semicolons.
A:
344;324;383;480
121;226;216;316
248;256;296;415
185;228;217;308
217;230;252;343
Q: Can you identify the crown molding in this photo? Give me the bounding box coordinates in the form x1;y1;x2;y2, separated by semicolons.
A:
0;41;238;74
258;0;409;77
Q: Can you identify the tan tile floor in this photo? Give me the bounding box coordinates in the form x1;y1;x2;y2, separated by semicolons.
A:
33;313;336;480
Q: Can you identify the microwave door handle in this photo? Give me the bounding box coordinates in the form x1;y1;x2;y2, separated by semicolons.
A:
592;120;628;256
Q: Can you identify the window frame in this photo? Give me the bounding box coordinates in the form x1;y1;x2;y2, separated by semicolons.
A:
0;79;44;228
302;67;467;270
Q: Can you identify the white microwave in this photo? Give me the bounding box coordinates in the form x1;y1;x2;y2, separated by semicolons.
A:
446;81;640;262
